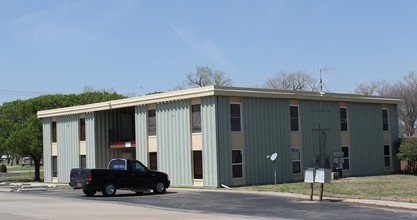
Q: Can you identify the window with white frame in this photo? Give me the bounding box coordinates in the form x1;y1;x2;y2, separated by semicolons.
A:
230;103;242;132
382;109;389;131
232;150;243;178
292;148;301;174
342;146;350;170
384;145;391;167
290;105;299;131
340;107;348;131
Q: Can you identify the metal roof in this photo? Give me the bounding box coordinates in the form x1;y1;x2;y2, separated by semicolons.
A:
37;86;403;118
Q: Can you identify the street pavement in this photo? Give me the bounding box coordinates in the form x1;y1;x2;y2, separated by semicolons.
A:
0;182;417;220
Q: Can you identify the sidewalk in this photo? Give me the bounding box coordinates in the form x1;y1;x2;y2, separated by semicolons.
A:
1;181;417;211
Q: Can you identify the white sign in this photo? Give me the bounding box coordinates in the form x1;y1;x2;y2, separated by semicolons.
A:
125;142;131;148
304;168;315;183
315;168;331;183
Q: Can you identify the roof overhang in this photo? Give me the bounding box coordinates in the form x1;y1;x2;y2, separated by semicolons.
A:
37;86;403;118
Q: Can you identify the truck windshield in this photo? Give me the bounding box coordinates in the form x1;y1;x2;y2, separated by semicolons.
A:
108;160;126;170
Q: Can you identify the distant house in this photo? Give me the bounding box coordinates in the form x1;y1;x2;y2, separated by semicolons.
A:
37;86;402;186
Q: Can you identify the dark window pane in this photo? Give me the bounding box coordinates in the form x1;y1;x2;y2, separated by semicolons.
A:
149;152;157;170
292;161;301;174
385;157;391;167
52;122;57;142
230;104;241;132
80;155;86;168
232;150;242;163
148;109;156;136
342;147;349;157
343;159;350;170
384;145;390;156
80;118;86;141
232;165;243;178
290;106;299;131
382;109;389;131
193;151;203;179
52;156;57;177
192;105;201;133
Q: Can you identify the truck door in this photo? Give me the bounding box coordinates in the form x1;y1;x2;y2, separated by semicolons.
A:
129;160;154;188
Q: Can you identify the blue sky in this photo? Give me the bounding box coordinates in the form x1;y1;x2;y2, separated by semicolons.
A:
1;0;416;104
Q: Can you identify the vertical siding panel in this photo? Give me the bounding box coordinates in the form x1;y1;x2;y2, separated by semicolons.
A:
157;100;192;186
135;105;148;164
95;111;110;168
42;118;52;182
201;96;219;187
56;115;79;182
85;112;96;168
389;104;400;172
349;103;384;175
243;98;292;184
217;96;232;186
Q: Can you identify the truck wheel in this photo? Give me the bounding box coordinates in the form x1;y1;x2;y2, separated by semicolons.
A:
102;183;117;197
83;189;97;197
153;181;166;194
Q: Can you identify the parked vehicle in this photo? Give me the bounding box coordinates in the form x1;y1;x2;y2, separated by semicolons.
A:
69;159;170;197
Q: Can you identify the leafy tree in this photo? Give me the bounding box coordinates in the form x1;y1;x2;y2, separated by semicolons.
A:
0;89;125;181
177;66;233;89
264;71;319;91
397;138;417;173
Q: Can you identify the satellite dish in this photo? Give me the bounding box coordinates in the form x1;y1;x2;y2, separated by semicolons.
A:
270;153;277;162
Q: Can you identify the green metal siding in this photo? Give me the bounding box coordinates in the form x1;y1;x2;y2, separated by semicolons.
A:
42;118;52;182
349;103;385;176
56;115;79;182
157;100;192;186
85;112;96;168
300;100;341;169
389;104;400;172
243;98;292;184
135;105;148;164
216;96;232;186
94;111;111;168
201;96;219;187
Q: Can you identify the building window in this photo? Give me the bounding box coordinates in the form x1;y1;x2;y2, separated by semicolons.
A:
292;148;301;174
382;109;389;131
340;107;348;131
52;121;57;143
80;155;86;168
342;146;350;170
290;106;299;131
384;145;391;167
232;150;243;178
80;118;86;141
192;104;201;133
193;151;203;179
230;103;242;132
52;156;57;177
148;109;156;136
149;152;157;170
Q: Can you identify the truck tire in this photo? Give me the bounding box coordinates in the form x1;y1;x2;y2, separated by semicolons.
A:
153;181;167;194
83;189;97;197
102;183;117;197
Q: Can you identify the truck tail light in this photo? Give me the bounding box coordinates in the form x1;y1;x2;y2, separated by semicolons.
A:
87;171;92;181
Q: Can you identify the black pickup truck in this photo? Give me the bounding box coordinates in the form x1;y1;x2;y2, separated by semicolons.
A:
69;159;170;197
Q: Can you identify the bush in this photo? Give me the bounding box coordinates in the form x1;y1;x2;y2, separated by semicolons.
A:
0;164;6;173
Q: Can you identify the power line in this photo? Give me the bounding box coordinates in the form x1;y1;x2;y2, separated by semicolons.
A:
0;89;51;97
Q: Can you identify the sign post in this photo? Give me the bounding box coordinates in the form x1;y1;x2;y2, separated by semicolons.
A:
315;168;331;201
304;168;315;200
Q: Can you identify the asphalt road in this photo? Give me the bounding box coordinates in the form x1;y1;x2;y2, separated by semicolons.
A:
2;186;416;219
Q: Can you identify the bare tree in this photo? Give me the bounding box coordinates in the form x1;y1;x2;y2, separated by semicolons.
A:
264;71;319;91
354;72;417;137
181;66;233;88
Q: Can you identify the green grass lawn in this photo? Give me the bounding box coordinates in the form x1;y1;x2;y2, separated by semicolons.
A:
1;165;44;182
236;174;417;203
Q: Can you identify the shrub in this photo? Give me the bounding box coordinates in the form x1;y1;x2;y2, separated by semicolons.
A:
0;164;6;173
